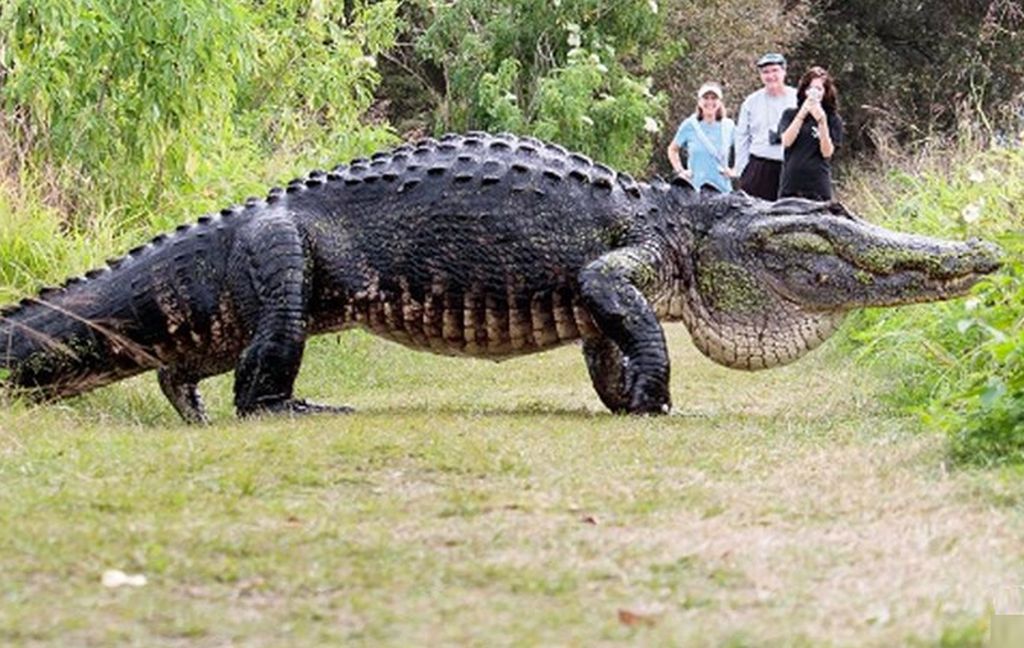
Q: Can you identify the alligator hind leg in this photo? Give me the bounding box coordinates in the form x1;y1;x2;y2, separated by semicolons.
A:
158;367;209;424
578;248;671;415
231;217;353;418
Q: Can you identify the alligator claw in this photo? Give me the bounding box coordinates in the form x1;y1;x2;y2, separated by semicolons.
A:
627;378;672;415
623;360;671;415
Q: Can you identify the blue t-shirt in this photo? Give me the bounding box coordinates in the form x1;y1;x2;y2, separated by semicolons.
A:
672;116;735;193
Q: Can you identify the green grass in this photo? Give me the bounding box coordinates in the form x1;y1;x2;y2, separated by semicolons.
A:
2;326;1022;646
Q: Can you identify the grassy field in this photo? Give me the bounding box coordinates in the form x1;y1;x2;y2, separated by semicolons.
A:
1;324;1022;646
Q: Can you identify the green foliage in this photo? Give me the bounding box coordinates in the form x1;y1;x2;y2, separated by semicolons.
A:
844;144;1024;466
233;0;401;166
1;0;253;214
0;0;399;260
934;615;989;648
411;0;667;173
531;48;663;173
943;234;1024;467
476;58;526;132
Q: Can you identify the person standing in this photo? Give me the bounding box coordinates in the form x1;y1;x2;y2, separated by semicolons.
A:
667;82;736;193
777;66;843;200
734;52;797;200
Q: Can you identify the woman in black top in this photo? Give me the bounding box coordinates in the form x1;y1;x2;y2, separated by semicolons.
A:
777;66;843;200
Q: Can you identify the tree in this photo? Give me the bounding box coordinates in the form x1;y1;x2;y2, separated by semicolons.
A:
788;0;1024;151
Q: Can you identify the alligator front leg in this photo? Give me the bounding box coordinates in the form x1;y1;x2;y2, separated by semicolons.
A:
578;248;671;415
231;217;352;418
581;336;630;413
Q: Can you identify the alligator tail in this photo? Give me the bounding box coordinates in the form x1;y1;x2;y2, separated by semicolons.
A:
0;278;158;402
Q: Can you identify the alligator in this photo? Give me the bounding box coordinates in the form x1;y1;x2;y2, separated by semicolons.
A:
0;132;1002;422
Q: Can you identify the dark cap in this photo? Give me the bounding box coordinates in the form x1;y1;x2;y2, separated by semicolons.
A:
756;52;787;68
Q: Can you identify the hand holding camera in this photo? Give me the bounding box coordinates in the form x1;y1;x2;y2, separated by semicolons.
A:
805;86;826;123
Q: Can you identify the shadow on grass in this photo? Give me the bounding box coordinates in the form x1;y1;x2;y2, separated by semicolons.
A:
4;377;865;429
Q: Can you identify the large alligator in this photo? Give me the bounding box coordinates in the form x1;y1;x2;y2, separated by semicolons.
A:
0;132;1001;422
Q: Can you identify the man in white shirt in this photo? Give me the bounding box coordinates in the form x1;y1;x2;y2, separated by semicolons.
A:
734;53;798;200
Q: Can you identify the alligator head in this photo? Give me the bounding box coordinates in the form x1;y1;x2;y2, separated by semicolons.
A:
662;194;1002;370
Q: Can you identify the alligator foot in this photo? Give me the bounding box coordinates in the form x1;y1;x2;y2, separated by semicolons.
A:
239;398;355;418
158;367;210;425
582;337;671;415
624;369;672;415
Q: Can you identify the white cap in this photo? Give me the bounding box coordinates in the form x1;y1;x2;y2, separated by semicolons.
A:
697;82;723;99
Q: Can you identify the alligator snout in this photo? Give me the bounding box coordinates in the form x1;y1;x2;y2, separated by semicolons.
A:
964;238;1003;274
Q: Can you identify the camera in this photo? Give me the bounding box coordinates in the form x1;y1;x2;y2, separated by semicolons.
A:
807;87;824;102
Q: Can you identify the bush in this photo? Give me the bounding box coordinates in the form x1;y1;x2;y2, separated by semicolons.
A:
408;0;668;174
942;232;1024;467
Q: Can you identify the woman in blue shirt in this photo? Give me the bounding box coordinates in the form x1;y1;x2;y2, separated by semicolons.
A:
667;82;737;193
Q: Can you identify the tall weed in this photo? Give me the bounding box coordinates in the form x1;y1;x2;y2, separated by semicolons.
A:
843;143;1024;466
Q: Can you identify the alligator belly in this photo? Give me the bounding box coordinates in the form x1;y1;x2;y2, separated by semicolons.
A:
341;289;599;359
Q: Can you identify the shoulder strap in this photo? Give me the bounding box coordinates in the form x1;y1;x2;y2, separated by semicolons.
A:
690;118;728;167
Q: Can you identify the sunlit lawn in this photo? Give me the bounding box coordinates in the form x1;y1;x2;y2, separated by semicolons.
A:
2;325;1022;646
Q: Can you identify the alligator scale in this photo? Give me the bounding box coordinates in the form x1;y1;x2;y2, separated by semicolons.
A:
0;132;1001;422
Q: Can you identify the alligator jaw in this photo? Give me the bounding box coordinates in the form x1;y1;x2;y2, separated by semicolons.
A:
748;207;1003;310
674;196;1002;371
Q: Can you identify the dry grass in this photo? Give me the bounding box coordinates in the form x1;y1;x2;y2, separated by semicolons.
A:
1;324;1022;646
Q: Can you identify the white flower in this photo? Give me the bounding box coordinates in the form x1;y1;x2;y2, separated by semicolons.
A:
964;297;980;312
642;77;655;97
968;168;985;183
643;117;660;133
567;32;581;48
102;569;147;588
648;0;659;13
960;202;982;223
